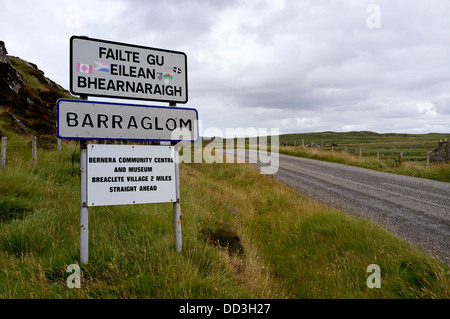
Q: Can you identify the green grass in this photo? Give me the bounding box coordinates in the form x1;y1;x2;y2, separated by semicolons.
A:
0;136;449;299
9;56;72;102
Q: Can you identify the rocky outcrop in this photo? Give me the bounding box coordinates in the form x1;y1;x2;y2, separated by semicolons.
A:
0;41;25;95
429;139;450;163
0;41;9;63
0;40;72;135
306;142;321;148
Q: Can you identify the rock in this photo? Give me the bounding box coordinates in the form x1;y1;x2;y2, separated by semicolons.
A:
0;41;10;64
0;40;25;95
4;111;28;134
429;139;450;163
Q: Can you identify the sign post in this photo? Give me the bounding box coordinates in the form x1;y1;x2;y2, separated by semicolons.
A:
170;102;182;252
79;96;89;265
80;140;88;264
66;36;194;264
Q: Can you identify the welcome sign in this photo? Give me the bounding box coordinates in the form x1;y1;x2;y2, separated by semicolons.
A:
70;36;188;103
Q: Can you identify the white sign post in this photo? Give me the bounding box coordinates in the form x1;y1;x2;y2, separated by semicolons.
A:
66;36;193;264
170;102;182;253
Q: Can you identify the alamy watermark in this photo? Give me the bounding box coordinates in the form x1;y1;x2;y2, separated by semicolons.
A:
367;4;381;29
66;261;382;289
66;4;81;29
171;125;280;175
366;264;381;288
66;264;81;288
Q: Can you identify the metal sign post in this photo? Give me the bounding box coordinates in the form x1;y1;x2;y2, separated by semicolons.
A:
80;139;88;264
65;36;193;264
170;102;182;252
79;97;89;264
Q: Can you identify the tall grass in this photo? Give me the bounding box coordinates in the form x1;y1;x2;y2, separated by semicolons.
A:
0;137;448;299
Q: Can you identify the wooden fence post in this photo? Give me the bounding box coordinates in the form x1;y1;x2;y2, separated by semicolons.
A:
1;136;6;169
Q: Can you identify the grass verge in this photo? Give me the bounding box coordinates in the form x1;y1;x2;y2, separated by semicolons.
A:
0;138;448;298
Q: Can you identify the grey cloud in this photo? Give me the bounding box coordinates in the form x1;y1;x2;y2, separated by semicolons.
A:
2;0;449;134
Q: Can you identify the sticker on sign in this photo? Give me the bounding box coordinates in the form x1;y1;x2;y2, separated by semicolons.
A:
86;144;176;206
56;99;198;142
70;36;188;103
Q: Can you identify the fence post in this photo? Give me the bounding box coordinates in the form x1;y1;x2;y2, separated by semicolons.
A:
1;136;6;169
32;136;37;167
359;148;362;157
427;152;430;169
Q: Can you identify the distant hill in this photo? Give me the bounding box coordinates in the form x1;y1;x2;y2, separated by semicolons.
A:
225;130;449;148
0;40;72;136
277;131;449;147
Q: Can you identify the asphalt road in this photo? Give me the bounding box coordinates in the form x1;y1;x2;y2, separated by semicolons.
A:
221;149;450;266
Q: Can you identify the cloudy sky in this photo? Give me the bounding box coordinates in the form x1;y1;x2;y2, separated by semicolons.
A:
1;0;449;136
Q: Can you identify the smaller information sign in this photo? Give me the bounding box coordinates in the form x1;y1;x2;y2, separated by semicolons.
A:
86;144;176;206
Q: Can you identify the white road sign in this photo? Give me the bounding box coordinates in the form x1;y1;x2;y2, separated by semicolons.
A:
86;144;176;206
70;36;188;103
56;99;198;142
